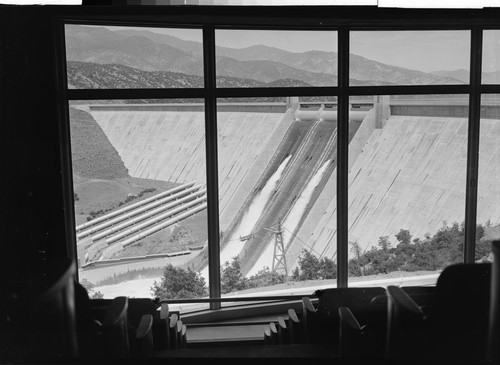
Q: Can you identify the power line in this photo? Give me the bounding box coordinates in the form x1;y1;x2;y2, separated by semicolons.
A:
281;224;323;258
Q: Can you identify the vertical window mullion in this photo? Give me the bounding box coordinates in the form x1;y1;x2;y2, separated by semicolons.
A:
54;20;78;273
464;27;483;263
203;25;221;307
337;27;349;288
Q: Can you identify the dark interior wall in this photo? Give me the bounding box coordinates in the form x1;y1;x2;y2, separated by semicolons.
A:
0;5;68;282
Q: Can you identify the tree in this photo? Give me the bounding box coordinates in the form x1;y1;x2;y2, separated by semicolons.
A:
349;240;364;276
80;278;104;299
319;257;337;279
221;257;247;294
378;236;392;251
248;266;286;288
395;229;412;245
297;249;321;280
151;264;207;300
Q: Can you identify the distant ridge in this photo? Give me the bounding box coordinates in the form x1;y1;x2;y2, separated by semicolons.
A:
432;68;500;84
66;61;312;89
66;25;463;86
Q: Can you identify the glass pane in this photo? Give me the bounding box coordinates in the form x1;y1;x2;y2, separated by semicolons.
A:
70;100;208;308
215;30;337;87
350;31;470;86
483;30;500;84
65;25;203;89
476;94;500;261
211;97;337;297
347;95;469;287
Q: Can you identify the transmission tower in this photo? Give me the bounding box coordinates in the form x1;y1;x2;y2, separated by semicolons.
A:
266;219;288;277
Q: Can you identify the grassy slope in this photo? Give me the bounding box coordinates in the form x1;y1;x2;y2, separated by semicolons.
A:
70;106;208;258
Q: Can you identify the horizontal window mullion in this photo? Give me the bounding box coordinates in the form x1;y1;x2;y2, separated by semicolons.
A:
215;87;339;98
480;84;500;93
67;88;206;100
347;24;474;31
347;84;471;96
56;8;500;29
160;295;317;305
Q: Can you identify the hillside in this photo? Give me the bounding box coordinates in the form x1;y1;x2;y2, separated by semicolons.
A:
65;25;462;86
66;61;310;89
69;106;129;179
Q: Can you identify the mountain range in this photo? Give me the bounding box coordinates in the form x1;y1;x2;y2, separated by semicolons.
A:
431;69;500;84
66;61;311;89
65;25;465;87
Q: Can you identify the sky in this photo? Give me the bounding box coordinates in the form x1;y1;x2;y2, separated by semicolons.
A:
5;0;498;72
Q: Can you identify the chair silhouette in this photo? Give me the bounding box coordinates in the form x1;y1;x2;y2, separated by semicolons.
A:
74;281;103;358
315;287;386;354
337;292;388;358
338;306;365;358
154;303;171;350
386;263;491;361
264;326;272;345
134;314;154;358
101;296;130;358
286;308;301;344
301;296;318;343
276;317;288;344
385;285;426;359
168;313;179;349
127;298;159;354
488;240;500;363
269;322;279;345
8;259;79;360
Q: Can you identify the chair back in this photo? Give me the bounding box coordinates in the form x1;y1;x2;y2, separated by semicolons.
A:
403;263;491;361
127;298;159;329
153;303;170;350
338;306;364;358
3;259;78;361
488;240;500;362
102;296;130;357
430;263;491;331
385;285;425;359
287;308;301;343
31;259;78;358
315;287;386;345
301;297;317;343
134;314;154;358
74;281;102;358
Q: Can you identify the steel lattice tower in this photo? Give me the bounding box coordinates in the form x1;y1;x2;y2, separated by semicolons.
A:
270;220;288;277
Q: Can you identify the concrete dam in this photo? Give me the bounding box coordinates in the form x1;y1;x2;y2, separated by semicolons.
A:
80;101;500;278
216;118;338;276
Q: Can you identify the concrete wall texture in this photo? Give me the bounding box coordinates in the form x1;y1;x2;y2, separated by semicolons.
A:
303;116;500;264
88;108;289;230
87;105;500;273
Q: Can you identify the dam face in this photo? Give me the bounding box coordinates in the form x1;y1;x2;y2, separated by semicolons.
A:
228;120;338;276
81;103;500;279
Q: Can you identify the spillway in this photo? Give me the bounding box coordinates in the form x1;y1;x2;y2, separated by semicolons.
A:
221;119;338;276
247;158;332;276
220;155;292;264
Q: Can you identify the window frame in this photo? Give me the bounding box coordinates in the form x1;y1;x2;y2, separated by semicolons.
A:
55;6;500;311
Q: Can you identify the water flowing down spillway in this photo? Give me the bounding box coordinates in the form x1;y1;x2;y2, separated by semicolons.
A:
221;119;338;276
246;159;332;277
200;155;292;280
220;155;292;264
